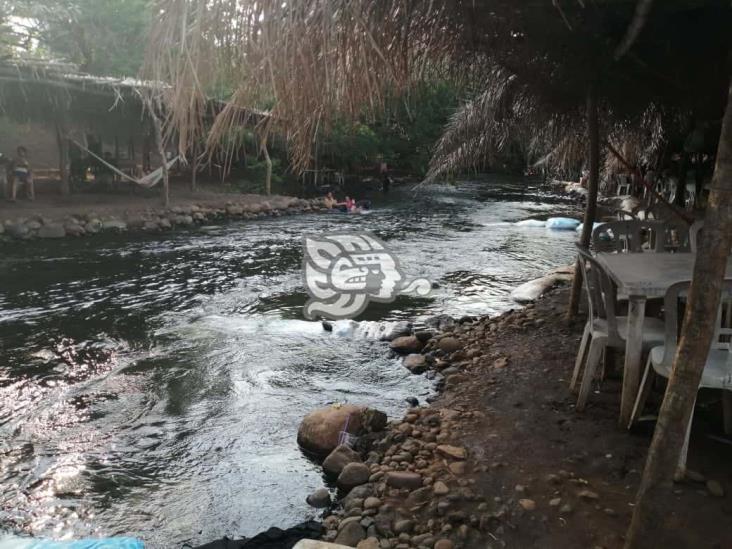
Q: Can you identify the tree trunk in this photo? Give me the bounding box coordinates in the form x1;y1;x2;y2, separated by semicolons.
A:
567;82;600;318
151;111;170;208
263;139;272;196
625;79;732;548
191;141;199;192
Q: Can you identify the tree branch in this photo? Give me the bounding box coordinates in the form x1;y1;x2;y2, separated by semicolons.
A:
614;0;654;61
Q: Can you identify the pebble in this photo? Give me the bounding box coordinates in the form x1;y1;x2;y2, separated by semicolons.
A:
448;462;466;475
549;497;561;507
393;519;414;534
519;498;536;511
433;481;450;495
385;471;423;489
577;489;599;501
363;497;382;510
433;539;454;549
436;445;466;460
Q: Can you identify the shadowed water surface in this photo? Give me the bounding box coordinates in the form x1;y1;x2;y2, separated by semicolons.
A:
0;178;579;546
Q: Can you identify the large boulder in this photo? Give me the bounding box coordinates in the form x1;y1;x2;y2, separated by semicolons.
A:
323;445;362;476
389;335;424;354
297;404;366;456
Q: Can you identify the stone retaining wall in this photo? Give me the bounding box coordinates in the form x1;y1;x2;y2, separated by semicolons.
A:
0;196;328;242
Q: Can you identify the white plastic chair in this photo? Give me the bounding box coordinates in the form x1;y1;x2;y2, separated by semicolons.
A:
571;246;666;411
630;280;732;473
616;174;631;196
591;220;668;253
688;220;704;252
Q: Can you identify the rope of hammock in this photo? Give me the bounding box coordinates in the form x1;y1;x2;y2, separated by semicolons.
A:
70;138;180;188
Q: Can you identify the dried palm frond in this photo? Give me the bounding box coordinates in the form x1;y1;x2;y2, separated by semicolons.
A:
144;0;730;178
144;0;463;171
427;66;586;181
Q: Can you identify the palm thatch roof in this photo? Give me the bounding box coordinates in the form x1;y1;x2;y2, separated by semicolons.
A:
0;57;160;140
144;0;731;177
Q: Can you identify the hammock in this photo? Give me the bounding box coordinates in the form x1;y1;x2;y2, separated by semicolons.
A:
70;139;181;188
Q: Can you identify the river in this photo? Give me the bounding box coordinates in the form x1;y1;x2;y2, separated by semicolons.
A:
0;177;579;547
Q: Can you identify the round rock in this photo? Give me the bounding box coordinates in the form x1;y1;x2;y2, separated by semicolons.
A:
323;444;362;476
403;354;428;374
438;337;461;353
306;488;331;508
338;462;371;490
297;404;366;455
390;336;424;354
335;520;366;547
385;471;423;490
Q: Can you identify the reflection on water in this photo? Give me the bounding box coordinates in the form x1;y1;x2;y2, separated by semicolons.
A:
0;178;579;546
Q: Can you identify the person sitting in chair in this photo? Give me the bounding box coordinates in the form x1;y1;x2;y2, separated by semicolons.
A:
10;146;34;201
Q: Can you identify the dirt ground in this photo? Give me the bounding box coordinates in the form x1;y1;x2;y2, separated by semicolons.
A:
436;286;732;548
0;181;285;222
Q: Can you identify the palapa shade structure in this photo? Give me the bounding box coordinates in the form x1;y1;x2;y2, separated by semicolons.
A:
0;58;163;194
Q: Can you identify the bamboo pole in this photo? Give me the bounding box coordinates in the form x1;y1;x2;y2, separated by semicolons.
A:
625;79;732;548
567;83;600;318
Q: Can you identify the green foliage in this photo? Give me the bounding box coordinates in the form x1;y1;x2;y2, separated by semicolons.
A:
319;80;461;176
14;0;152;77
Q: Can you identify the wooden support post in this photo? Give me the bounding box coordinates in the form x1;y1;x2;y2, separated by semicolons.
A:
568;82;600;318
150;109;169;207
56;122;70;195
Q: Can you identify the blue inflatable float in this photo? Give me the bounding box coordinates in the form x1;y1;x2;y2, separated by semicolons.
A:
0;535;144;549
545;217;581;231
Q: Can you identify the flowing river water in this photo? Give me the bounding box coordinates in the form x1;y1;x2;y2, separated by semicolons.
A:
0;178;580;547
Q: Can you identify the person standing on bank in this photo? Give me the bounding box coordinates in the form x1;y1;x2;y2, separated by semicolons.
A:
10;146;34;201
379;159;390;193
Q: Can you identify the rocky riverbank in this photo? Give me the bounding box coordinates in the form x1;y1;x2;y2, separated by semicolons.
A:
0;194;327;242
299;285;732;549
